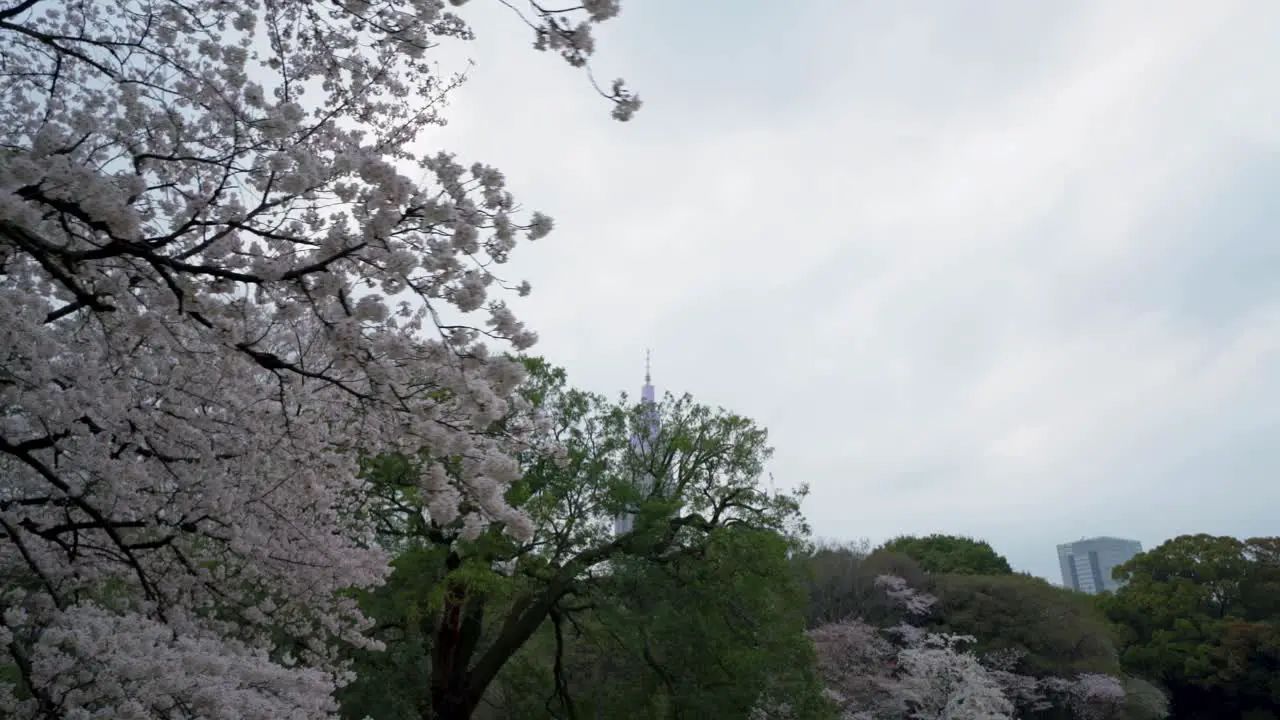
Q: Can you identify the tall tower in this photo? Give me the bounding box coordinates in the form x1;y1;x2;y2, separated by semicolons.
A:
614;351;659;536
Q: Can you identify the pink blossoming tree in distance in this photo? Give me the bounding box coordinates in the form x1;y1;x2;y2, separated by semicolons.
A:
808;573;1141;720
0;0;637;716
809;576;1014;719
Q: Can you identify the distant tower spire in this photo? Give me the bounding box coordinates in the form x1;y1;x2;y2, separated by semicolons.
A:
641;349;655;404
615;352;659;537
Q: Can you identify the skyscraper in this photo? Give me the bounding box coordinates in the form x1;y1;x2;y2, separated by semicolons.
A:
1057;536;1144;594
613;351;659;537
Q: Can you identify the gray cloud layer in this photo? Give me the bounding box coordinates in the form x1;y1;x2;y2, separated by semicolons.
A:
431;1;1280;580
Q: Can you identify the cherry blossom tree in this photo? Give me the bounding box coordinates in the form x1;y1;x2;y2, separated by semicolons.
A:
809;617;1016;719
807;575;1014;720
1067;673;1126;720
0;0;637;716
809;570;1148;720
977;648;1058;715
808;617;901;717
891;632;1013;720
875;574;936;617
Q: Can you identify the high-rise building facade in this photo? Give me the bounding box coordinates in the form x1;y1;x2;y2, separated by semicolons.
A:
1057;536;1144;594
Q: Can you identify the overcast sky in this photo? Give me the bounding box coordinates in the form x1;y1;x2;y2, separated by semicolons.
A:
427;1;1280;581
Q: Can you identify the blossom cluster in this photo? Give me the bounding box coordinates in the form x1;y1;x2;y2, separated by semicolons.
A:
809;575;1132;720
874;574;938;616
3;604;339;719
0;0;633;716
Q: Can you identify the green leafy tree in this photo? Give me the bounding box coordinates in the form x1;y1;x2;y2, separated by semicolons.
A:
927;573;1121;679
339;358;818;720
489;525;833;719
1214;621;1280;711
878;534;1013;576
1100;534;1280;719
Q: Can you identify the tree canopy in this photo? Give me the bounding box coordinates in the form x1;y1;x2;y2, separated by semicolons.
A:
336;358;822;719
1100;534;1280;718
927;572;1121;679
878;534;1014;576
489;525;831;719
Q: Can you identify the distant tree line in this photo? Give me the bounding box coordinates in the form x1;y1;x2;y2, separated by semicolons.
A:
796;532;1279;720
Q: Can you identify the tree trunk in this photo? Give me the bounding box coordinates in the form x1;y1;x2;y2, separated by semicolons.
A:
428;554;485;720
424;536;646;718
430;690;477;720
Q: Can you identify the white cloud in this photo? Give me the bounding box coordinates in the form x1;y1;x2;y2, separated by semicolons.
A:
432;0;1280;579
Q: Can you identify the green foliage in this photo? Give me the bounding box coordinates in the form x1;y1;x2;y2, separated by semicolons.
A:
1216;621;1280;706
337;546;450;720
1101;534;1280;718
878;534;1013;576
1122;676;1172;720
860;548;929;588
337;356;821;720
0;662;28;703
927;572;1121;678
611;526;829;719
493;527;833;719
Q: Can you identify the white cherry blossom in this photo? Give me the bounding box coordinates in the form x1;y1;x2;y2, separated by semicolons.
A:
0;0;636;716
